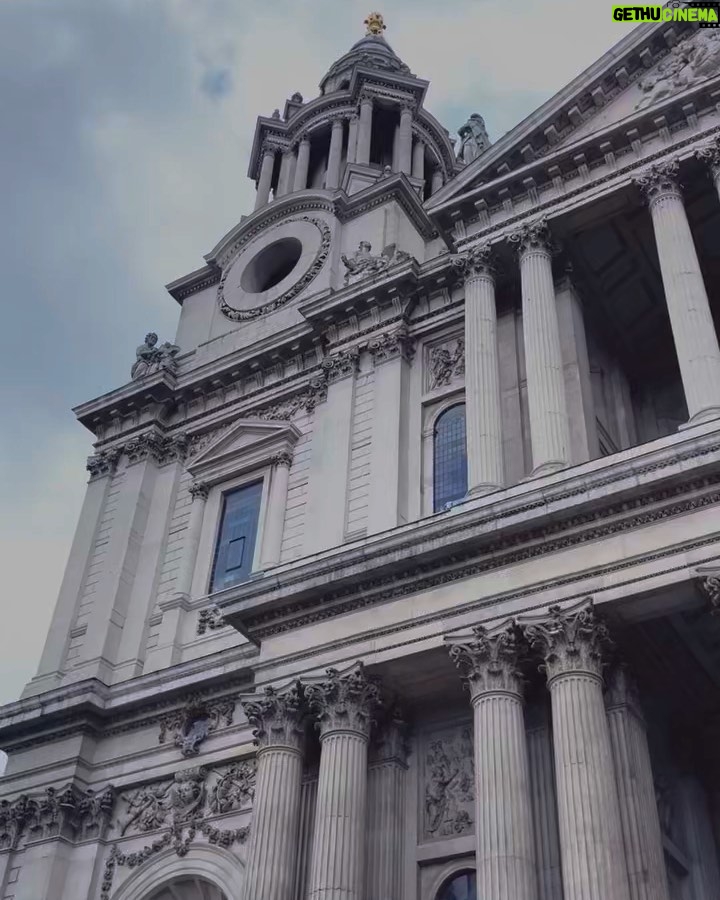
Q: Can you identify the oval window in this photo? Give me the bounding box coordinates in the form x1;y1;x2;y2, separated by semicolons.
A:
240;237;303;293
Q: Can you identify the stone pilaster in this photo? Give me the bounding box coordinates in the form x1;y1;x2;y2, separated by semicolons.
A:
449;622;537;900
347;113;359;165
326;116;344;190
522;601;631;900
453;244;505;494
277;149;295;198
398;103;414;175
357;94;373;165
526;702;563;900
306;663;381;900
431;169;443;195
174;480;209;598
259;452;292;569
255;144;277;209
366;709;408;900
293;134;311;192
634;159;720;427
241;682;306;900
605;666;670;900
412;139;425;181
509;219;570;476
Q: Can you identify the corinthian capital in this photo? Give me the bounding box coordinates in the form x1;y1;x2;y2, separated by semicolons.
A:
448;621;524;700
521;600;612;683
633;158;681;205
451;243;495;281
305;662;382;740
241;682;306;752
507;218;552;257
696;139;720;179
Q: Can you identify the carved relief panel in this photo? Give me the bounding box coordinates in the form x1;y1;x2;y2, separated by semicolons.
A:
424;334;465;395
421;722;474;841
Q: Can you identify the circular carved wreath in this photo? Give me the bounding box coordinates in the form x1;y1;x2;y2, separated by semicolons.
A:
218;216;331;321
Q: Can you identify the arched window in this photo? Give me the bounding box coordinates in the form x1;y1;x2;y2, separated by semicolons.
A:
436;869;477;900
433;403;468;511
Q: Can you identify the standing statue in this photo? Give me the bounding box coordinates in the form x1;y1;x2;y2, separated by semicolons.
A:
456;113;491;165
131;332;181;380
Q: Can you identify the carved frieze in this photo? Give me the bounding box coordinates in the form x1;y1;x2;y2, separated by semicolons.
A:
423;724;474;839
426;336;465;392
636;29;720;110
158;694;236;757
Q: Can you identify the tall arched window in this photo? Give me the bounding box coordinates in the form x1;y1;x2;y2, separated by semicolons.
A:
433;403;468;511
436;869;477;900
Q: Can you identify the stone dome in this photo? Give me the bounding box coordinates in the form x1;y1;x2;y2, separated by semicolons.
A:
319;32;413;94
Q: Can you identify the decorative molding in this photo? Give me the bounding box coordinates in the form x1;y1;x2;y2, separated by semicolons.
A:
448;621;524;699
124;431;189;467
157;694;236;758
633;157;682;204
218;216;331;322
305;663;382;740
367;328;415;365
321;346;360;383
87;447;121;479
197;604;227;635
241;682;306;751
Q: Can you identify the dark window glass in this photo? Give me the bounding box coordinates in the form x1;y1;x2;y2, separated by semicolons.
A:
433;404;468;511
436;871;476;900
210;481;263;592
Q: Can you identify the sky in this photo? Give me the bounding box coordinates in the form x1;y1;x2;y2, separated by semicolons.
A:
0;0;626;713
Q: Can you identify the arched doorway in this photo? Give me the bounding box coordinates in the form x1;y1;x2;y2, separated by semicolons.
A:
436;869;477;900
147;877;227;900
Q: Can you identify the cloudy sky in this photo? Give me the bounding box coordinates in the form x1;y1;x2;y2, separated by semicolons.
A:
0;0;625;709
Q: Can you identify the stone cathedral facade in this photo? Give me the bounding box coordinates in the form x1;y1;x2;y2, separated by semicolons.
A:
3;11;720;900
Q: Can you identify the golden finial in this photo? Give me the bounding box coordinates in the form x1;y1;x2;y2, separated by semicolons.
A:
364;12;386;36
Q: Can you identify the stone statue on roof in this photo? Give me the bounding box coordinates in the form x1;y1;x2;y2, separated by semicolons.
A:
456;113;491;165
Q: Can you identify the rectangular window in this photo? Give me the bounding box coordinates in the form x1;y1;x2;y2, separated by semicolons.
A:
210;481;263;593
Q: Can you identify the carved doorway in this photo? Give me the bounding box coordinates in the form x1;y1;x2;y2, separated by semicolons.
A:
147;877;228;900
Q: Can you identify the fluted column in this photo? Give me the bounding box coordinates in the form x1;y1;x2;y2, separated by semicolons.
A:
241;682;306;900
398;103;413;175
412;139;425;181
255;144;277;210
356;94;373;165
448;622;537;900
605;666;670;900
509;219;570;476
366;710;408;900
174;480;208;599
259;452;292;569
523;601;631;900
326;116;344;190
431;169;443;195
526;703;563;900
635;159;720;427
277;149;294;198
452;244;504;494
697;138;720;203
306;663;381;900
293;134;311;192
347;113;359;165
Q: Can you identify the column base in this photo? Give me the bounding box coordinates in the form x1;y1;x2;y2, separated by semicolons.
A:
524;459;569;480
679;407;720;430
467;482;504;498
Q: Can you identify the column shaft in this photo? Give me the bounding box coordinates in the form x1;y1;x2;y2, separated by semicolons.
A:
260;456;291;568
431;169;443;195
174;482;207;597
347;114;359;165
398;105;413;175
457;246;504;493
293;137;311;192
326;117;344;190
511;221;570;475
412;139;425;181
356;97;373;165
606;671;670;900
526;713;563;900
638;161;720;426
366;760;404;900
255;147;276;209
277;150;294;198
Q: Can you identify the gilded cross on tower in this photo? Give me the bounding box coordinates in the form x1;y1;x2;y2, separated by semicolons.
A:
364;12;386;35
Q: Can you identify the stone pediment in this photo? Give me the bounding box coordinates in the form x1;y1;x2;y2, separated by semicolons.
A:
186;418;301;484
427;22;717;212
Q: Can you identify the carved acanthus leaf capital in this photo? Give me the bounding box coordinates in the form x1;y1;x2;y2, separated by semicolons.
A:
305;663;382;740
321;346;360;382
696;570;720;615
696;139;720;178
633;158;682;204
271;450;294;468
448;622;524;699
451;243;495;281
241;682;306;751
87;447;121;479
189;480;210;501
367;328;415;364
521;600;612;683
507;218;552;257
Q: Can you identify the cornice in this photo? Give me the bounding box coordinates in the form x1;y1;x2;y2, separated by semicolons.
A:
165;264;220;305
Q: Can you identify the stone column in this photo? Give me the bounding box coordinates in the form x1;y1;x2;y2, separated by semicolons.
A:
509;219;571;476
293;134;311;192
605;667;670;900
697;138;720;203
259;452;292;569
398;103;413;175
366;710;408;900
634;159;720;427
241;682;306;900
306;663;381;900
431;169;443;195
255;144;276;210
523;601;631;900
449;622;537;900
347;113;359;165
277;149;294;198
356;94;373;165
325;116;345;190
452;244;505;494
412;139;425;181
526;702;563;900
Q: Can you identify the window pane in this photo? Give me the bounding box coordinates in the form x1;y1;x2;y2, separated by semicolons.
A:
433;404;468;511
436;871;476;900
210;481;263;592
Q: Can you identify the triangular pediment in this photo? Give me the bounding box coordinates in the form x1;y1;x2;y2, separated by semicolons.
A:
187;418;302;484
427;22;718;212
